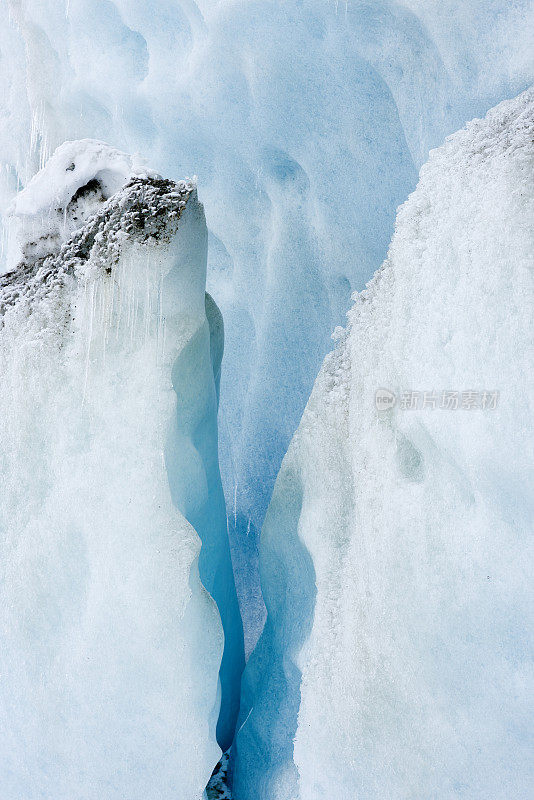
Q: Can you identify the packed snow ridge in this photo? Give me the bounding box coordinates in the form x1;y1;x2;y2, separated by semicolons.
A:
0;140;243;799
234;87;534;799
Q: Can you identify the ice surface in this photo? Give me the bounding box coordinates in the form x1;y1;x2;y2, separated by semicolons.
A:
234;88;534;799
0;140;243;798
0;0;532;649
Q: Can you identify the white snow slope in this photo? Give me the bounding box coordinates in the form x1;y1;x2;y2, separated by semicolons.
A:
1;0;532;650
234;88;534;800
0;141;229;800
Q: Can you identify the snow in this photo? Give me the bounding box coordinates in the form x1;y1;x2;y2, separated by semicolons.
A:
0;0;532;650
234;88;534;799
0;140;241;799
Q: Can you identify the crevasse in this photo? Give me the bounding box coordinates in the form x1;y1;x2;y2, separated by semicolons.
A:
0;4;533;798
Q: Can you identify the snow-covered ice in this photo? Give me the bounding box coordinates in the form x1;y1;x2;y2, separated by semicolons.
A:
1;0;532;649
0;5;533;797
0;140;243;798
234;88;534;800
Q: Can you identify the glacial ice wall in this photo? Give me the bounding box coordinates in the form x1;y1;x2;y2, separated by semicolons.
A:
1;0;532;649
0;140;240;798
234;88;534;799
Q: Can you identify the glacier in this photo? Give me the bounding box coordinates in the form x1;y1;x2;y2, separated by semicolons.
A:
0;3;533;798
234;88;534;799
1;0;533;649
0;139;244;797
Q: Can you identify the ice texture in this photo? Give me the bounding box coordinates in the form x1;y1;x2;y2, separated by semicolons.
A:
0;0;532;649
234;88;534;799
0;140;243;798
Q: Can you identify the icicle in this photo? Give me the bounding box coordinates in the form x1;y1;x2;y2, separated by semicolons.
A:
145;251;151;346
82;280;95;404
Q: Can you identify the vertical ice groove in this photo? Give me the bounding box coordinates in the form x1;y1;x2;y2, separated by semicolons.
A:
0;140;244;799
